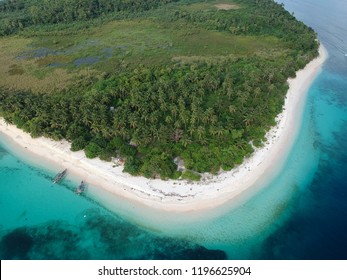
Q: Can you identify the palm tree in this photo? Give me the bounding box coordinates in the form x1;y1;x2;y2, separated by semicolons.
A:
243;115;253;127
237;91;248;106
196;126;205;140
210;114;218;125
180;135;192;147
129;114;138;129
226;88;234;99
228;105;237;114
174;120;181;129
254;87;261;97
165;115;173;125
170;105;178;120
216;126;225;137
268;84;275;95
151;127;160;141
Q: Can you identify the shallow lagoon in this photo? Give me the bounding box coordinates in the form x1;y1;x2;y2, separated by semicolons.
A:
1;0;347;259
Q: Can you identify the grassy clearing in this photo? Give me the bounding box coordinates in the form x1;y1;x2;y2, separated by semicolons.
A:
0;36;84;92
0;11;285;92
178;0;240;12
214;3;239;10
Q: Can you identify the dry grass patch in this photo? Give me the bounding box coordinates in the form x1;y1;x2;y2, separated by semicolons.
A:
0;36;82;93
1;67;73;93
35;55;71;67
214;4;239;10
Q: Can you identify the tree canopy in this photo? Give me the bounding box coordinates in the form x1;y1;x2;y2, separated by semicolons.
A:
0;0;319;180
0;0;178;35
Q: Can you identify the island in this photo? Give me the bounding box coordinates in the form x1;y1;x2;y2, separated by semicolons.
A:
0;0;327;211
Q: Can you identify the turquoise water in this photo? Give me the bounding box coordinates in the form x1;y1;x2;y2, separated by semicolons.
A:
0;140;226;259
1;0;347;259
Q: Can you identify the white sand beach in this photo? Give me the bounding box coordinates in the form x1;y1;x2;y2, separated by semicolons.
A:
0;45;328;212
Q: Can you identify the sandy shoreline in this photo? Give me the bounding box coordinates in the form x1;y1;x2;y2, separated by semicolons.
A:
0;45;328;212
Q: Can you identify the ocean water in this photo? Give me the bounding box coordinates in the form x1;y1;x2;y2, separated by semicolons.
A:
1;0;347;259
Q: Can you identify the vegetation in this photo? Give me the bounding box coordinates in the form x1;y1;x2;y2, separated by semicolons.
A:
0;0;178;35
182;170;201;181
0;0;319;180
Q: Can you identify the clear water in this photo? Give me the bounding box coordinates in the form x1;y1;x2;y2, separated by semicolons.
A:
1;0;347;259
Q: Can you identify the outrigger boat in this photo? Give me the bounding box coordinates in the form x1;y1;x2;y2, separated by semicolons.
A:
52;169;67;184
75;181;86;195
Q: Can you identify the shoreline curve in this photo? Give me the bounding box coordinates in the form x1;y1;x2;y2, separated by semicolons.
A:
0;44;328;213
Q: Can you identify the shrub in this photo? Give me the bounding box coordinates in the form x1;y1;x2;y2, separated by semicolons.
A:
71;137;88;151
84;142;102;158
181;170;201;181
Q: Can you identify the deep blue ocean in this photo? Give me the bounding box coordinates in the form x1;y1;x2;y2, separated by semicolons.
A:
1;0;346;259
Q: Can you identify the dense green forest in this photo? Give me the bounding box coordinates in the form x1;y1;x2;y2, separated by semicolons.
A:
0;0;319;180
0;0;178;35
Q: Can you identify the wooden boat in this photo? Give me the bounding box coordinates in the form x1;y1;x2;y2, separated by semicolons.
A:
52;169;67;184
75;180;86;195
